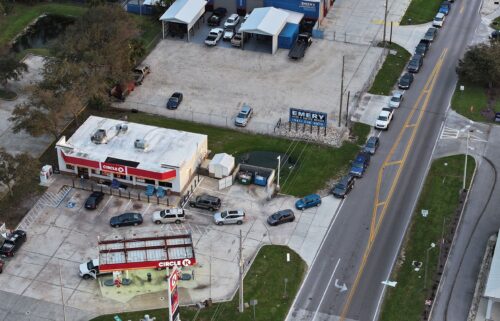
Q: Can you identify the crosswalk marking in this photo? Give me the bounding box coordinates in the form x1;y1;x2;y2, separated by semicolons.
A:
440;126;459;139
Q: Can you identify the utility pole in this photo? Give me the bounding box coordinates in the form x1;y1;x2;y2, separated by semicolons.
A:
276;155;281;191
239;229;244;312
345;91;350;127
383;0;388;44
339;55;345;127
209;243;212;300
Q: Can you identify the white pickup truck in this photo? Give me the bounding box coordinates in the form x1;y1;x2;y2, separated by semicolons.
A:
375;107;394;130
205;28;223;46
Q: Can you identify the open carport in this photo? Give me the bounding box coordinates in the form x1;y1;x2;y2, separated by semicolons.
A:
160;0;208;41
239;7;289;54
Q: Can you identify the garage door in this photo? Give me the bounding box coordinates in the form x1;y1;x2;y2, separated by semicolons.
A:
214;0;237;14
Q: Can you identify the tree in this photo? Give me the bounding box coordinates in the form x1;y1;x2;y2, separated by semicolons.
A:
0;149;40;197
456;42;500;88
129;38;146;66
9;86;67;140
0;51;28;89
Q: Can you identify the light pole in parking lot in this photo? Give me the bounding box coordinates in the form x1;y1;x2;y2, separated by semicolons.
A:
463;129;474;191
276;156;281;191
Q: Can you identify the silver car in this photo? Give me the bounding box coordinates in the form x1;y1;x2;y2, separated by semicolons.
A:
234;104;253;127
152;208;185;224
389;91;403;108
214;210;245;225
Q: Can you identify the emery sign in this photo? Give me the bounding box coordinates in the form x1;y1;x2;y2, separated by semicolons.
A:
299;0;319;12
289;108;328;127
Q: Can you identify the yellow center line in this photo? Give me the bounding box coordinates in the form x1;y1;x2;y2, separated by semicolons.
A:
405;124;417;128
384;160;402;167
376;201;386;207
460;4;465;14
339;48;448;321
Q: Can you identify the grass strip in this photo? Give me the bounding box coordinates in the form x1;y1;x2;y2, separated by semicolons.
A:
90;245;306;321
368;43;411;96
379;155;475;321
450;82;500;123
400;0;441;25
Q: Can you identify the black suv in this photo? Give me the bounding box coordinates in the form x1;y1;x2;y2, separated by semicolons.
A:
208;7;227;26
0;230;27;257
85;191;105;210
331;175;355;198
407;54;423;73
398;72;414;89
415;40;429;57
189;194;221;211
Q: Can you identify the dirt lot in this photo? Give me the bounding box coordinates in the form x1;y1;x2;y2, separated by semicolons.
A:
120;36;383;135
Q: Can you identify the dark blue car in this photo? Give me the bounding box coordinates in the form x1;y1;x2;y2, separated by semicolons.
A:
295;194;322;210
110;213;143;228
349;152;371;178
439;1;450;15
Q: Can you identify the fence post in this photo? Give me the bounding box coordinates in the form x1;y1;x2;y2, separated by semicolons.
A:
119;189;121;198
147;195;150;203
128;191;131;199
157;197;159;205
91;184;94;191
138;193;141;201
72;179;75;188
167;198;169;206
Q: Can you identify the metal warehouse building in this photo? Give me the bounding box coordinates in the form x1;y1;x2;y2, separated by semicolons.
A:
56;116;208;194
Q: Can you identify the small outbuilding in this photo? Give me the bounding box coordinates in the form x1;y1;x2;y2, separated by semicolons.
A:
160;0;207;41
209;153;235;178
239;7;289;54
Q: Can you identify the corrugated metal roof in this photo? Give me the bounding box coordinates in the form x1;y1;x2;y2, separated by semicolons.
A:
239;7;289;36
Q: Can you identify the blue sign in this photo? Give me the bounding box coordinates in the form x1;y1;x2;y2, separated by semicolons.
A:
289;108;327;127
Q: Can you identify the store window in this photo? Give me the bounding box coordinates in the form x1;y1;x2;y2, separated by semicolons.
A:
66;164;75;170
145;179;155;185
159;181;172;188
115;174;126;179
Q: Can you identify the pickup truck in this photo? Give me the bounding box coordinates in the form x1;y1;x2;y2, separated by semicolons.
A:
133;64;151;86
79;258;110;279
375;107;394;130
205;28;223;46
288;33;312;60
0;230;26;257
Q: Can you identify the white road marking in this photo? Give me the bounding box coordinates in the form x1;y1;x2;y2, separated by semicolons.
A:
98;196;114;216
312;258;342;321
440;126;459;139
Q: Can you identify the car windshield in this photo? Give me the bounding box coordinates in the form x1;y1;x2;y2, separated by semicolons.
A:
170;97;178;102
87;261;96;270
336;182;346;189
366;141;375;148
220;211;228;218
133;214;140;220
435;16;443;21
391;96;401;102
237;112;248;118
378;116;388;121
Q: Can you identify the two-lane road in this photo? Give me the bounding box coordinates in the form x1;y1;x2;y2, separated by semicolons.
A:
287;0;484;320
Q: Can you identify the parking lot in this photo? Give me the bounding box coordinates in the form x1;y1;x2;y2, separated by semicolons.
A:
0;175;340;317
120;26;384;135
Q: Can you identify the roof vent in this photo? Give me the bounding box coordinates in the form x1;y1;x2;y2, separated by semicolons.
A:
134;139;148;150
121;124;128;132
91;129;107;144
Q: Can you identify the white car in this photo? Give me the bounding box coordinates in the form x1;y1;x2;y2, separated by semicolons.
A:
432;13;445;27
214;210;245;225
224;14;240;29
375;108;394;130
152;208;185;224
205;28;224;46
223;28;235;41
389;91;403;108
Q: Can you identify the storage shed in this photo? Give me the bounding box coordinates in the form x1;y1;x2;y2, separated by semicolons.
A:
209;153;235;178
160;0;207;41
278;23;299;49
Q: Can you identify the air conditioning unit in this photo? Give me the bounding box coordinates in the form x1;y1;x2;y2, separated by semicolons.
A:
121;124;128;132
134;139;148;150
91;129;107;144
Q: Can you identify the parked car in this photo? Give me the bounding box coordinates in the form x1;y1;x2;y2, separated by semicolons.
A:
223;28;235;41
433;12;446;28
189;194;221;211
288;33;312;60
375;107;394;130
295;194;321;210
208;7;227;26
152;208;185;224
415;40;429;57
389;91;403;108
349;152;371;177
231;31;248;47
407;54;423;73
224;13;240;28
133;64;151;85
398;72;414;89
0;230;27;257
267;209;295;226
490;30;500;40
110;213;143;227
331;175;355;199
167;92;183;109
234;104;253;127
214;210;245;225
363;136;380;155
439;1;451;15
423;27;438;42
205;28;224;46
84;191;104;210
79;258;111;279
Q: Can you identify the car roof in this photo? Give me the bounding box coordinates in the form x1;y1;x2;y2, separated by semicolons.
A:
379;110;391;117
367;136;379;143
228;13;238;19
392;92;403;98
241;104;252;112
304;194;320;200
435;12;445;18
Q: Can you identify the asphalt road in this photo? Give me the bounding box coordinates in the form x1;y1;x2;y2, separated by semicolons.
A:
286;0;484;320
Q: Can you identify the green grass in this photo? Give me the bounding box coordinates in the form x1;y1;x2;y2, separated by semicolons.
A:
133;15;161;51
380;155;476;321
450;82;499;122
368;43;411;96
491;16;500;30
400;0;441;25
0;88;17;100
0;3;88;47
90;245;307;321
95;109;370;196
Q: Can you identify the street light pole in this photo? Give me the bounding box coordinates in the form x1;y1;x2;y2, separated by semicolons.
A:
424;243;436;290
463;130;473;190
276;156;281;191
383;0;389;44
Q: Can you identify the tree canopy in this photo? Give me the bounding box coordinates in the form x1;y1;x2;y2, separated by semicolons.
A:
0;51;28;88
456;42;500;88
